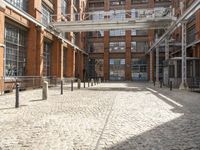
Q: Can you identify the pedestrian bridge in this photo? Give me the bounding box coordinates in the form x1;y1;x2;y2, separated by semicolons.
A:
50;7;176;32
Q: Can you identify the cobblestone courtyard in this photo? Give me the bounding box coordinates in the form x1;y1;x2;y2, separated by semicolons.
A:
0;82;200;150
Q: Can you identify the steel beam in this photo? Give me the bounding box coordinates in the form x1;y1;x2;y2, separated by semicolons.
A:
52;18;173;32
179;21;188;90
146;0;200;54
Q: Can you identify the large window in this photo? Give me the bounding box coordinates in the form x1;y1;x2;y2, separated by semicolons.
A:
132;30;148;36
110;30;125;36
43;42;51;77
5;23;27;77
61;0;67;15
41;4;53;25
110;42;125;52
5;0;28;11
131;41;148;52
131;58;148;81
110;59;125;81
89;43;104;53
110;0;125;6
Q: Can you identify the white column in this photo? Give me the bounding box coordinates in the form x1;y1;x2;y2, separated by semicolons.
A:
179;21;188;90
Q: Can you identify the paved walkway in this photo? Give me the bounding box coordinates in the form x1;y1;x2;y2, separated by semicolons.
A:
0;82;200;150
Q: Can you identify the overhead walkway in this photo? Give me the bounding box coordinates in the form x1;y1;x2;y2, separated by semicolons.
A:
51;8;176;32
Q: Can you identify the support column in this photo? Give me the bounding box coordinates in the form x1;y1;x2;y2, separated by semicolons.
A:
179;21;188;90
27;23;37;76
103;0;109;81
165;37;169;60
36;27;44;76
125;0;132;81
66;46;75;77
156;46;159;83
149;51;153;82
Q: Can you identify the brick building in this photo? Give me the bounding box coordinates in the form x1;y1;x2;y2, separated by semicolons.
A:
0;0;200;92
0;0;88;92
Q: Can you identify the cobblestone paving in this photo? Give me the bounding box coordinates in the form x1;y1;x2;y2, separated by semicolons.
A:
0;82;200;150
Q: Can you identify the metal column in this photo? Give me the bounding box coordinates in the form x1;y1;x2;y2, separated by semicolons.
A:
156;46;159;83
150;51;153;82
179;21;188;89
165;37;169;60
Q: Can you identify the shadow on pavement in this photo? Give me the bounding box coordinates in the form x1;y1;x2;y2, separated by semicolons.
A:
104;85;200;149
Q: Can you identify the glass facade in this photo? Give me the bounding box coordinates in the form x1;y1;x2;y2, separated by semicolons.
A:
110;59;125;80
88;59;104;78
5;0;28;11
131;59;148;81
5;23;27;77
43;42;51;77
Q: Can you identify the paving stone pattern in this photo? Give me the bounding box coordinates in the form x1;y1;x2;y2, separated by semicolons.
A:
0;82;200;150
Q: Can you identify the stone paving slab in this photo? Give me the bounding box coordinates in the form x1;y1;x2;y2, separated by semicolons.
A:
0;82;199;150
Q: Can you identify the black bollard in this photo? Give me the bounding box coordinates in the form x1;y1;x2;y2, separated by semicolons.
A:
61;80;63;95
71;80;74;91
153;80;156;86
84;79;85;88
15;83;19;108
88;80;90;87
170;81;172;91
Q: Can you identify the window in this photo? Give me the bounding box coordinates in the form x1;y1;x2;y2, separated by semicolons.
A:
41;4;53;25
132;30;148;36
5;0;28;11
110;59;125;81
110;0;125;6
43;42;51;77
61;0;67;15
110;42;125;52
131;41;148;52
110;30;125;36
131;0;148;4
5;23;27;77
89;43;104;53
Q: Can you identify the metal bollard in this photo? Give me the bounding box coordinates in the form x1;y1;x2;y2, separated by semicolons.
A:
15;83;19;108
153;80;156;86
99;78;101;84
42;81;48;100
71;80;74;91
170;81;172;91
88;79;90;87
84;80;85;88
61;80;63;95
78;79;81;89
91;79;94;86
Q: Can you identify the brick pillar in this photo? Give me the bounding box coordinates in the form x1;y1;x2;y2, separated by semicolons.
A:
26;23;37;76
104;31;110;80
36;27;44;76
148;30;155;81
125;30;132;80
51;38;61;78
125;0;132;80
196;10;200;58
54;0;62;22
28;0;42;21
149;0;154;8
0;9;5;78
66;46;75;77
103;0;110;80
